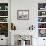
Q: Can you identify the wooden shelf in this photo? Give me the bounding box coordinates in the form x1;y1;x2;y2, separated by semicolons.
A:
0;16;8;17
38;28;46;29
0;10;8;11
38;22;46;23
0;22;8;23
38;16;46;17
38;10;46;11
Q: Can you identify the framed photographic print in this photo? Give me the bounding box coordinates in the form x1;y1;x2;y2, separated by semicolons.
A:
17;10;29;20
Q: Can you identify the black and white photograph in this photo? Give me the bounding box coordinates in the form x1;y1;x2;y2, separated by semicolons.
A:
17;10;29;20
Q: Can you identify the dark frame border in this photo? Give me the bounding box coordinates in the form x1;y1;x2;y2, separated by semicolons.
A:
17;10;29;20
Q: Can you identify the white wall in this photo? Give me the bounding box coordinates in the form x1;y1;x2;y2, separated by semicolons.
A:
11;0;38;30
11;0;46;46
11;0;46;30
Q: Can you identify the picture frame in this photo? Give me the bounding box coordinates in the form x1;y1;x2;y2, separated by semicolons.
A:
17;10;29;20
